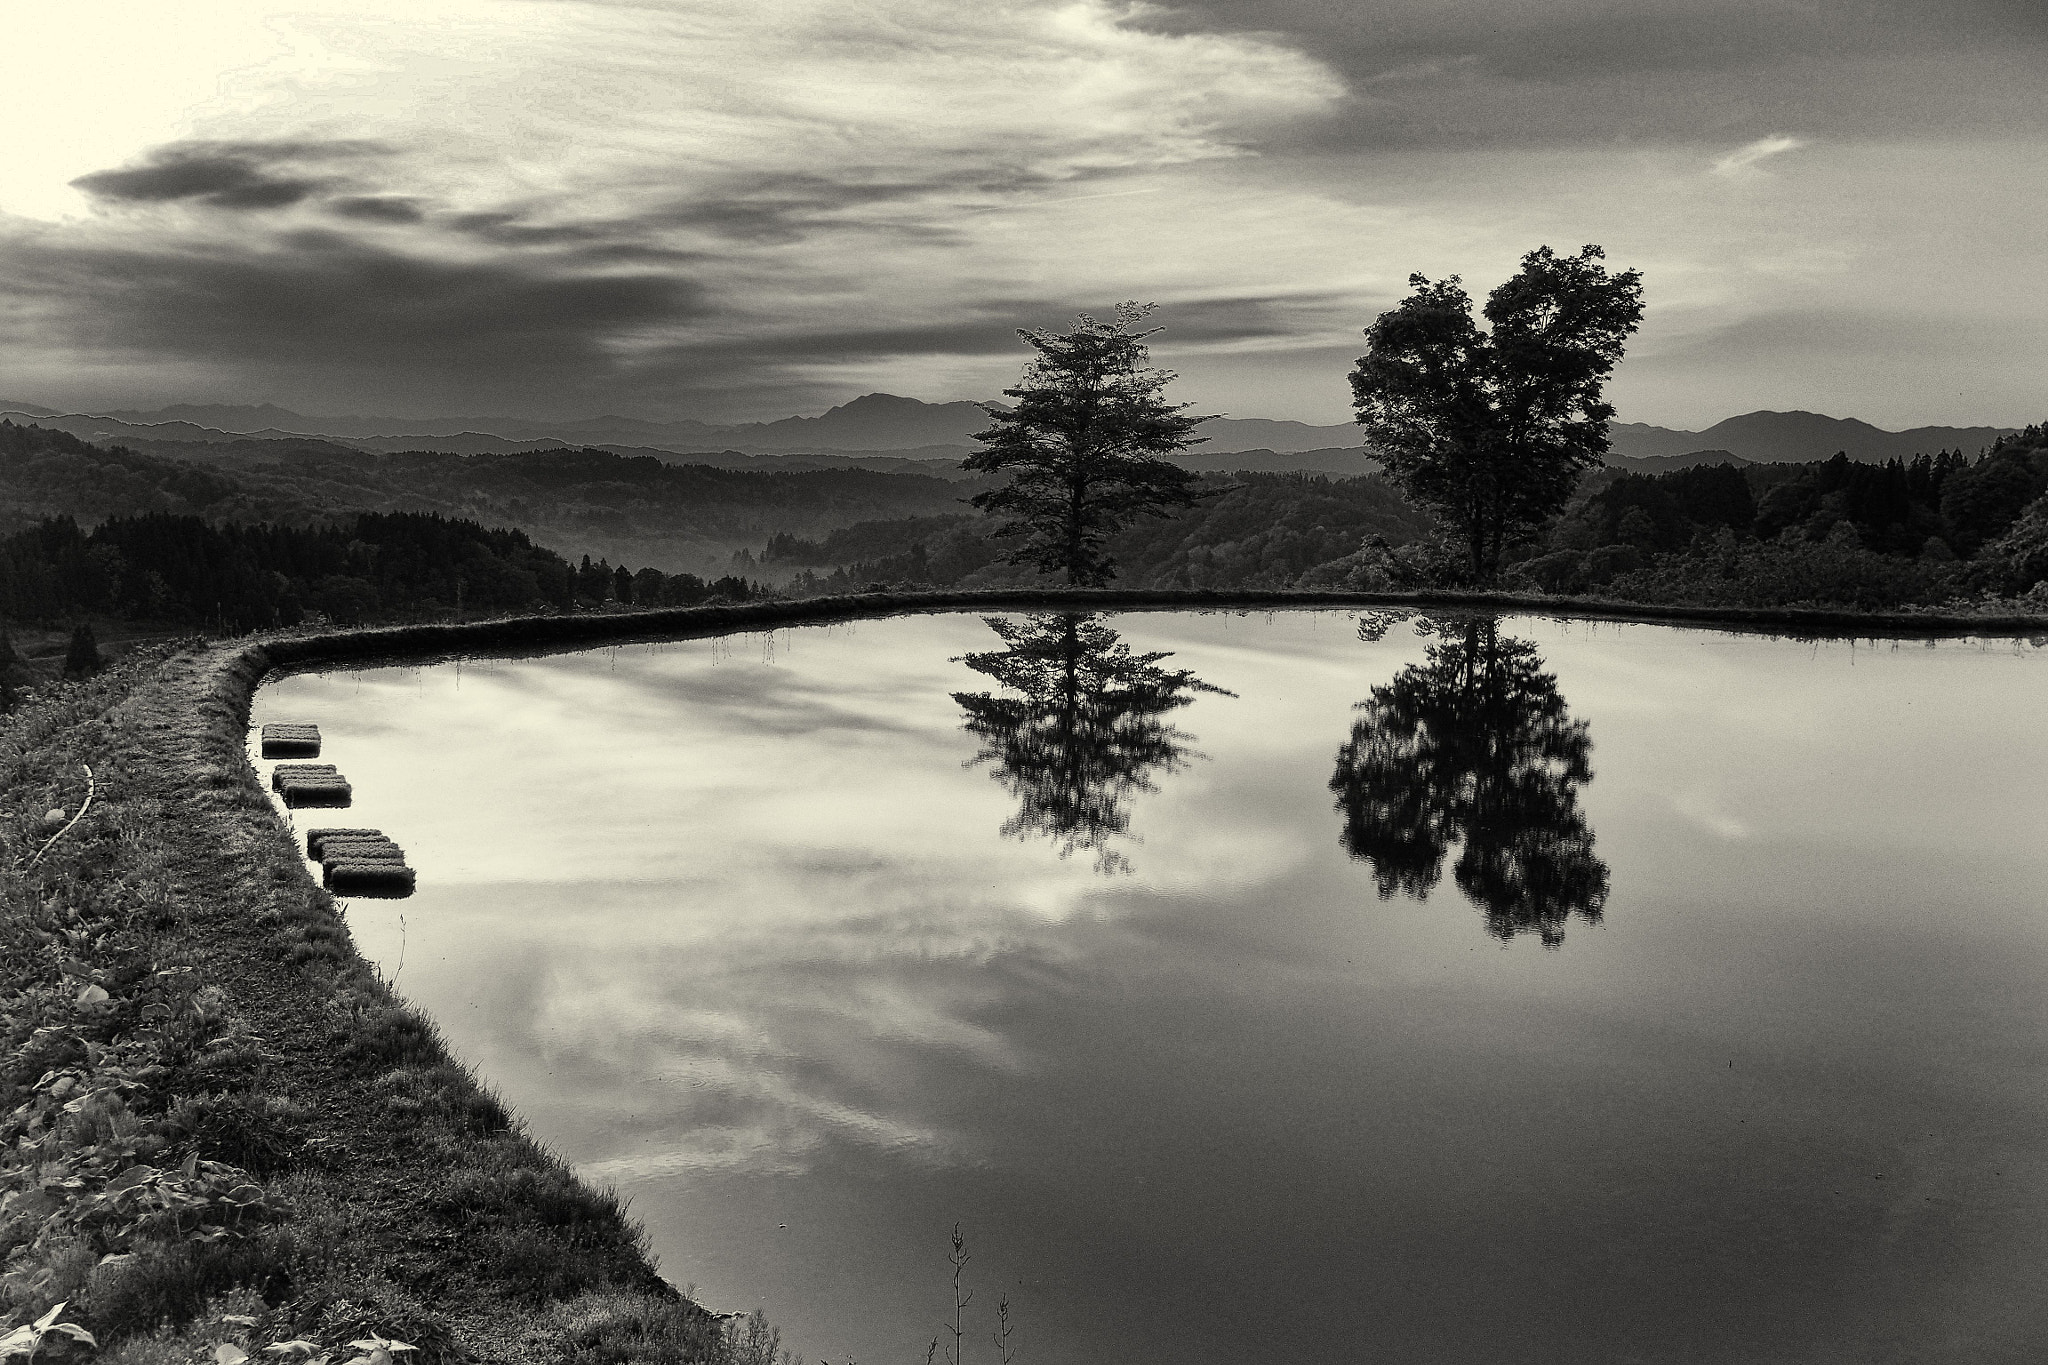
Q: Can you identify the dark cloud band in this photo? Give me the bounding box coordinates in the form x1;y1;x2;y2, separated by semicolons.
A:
71;139;395;212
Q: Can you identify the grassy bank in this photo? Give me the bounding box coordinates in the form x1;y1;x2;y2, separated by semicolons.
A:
4;586;2044;1362
0;642;769;1362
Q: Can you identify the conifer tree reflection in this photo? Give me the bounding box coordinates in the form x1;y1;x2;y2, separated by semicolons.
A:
1331;617;1608;946
954;614;1228;873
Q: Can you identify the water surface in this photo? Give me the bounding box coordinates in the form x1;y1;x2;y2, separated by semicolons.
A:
250;610;2048;1364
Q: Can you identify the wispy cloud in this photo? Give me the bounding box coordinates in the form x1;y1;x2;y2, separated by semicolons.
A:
1;0;1351;418
1712;135;1810;178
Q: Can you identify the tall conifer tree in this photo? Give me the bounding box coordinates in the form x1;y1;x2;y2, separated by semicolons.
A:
966;303;1213;587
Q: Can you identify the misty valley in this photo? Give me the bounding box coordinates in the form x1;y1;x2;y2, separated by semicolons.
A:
248;610;2048;1365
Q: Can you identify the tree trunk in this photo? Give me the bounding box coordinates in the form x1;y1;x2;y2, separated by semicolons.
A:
1066;471;1088;585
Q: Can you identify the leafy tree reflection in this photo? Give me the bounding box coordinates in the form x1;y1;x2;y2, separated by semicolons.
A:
1331;617;1608;946
954;614;1230;873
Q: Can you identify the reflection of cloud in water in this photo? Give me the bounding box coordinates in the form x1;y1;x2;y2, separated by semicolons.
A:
266;617;1369;1180
272;641;947;750
1669;789;1752;840
481;886;1102;1179
594;653;937;739
571;1055;943;1182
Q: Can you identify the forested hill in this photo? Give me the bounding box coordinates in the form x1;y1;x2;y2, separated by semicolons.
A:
1514;426;2048;608
0;420;973;573
0;510;757;638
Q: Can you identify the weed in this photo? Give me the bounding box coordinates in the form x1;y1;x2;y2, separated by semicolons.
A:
924;1225;1016;1365
942;1224;971;1365
992;1295;1015;1365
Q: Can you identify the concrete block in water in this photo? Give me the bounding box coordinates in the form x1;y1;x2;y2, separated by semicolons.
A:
261;723;322;758
320;845;405;875
306;828;383;859
281;776;352;808
271;763;338;792
317;837;402;858
326;860;415;897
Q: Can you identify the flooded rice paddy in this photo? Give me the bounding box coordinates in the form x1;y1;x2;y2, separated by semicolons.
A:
249;609;2048;1364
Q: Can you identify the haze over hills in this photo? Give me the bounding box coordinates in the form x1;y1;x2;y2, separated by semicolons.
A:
0;395;2020;469
1609;450;1749;475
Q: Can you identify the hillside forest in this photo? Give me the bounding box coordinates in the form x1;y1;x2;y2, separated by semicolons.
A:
4;417;2048;691
760;426;2048;612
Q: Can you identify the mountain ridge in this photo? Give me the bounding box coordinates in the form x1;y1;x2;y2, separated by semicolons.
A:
1;397;2021;465
1608;410;2013;464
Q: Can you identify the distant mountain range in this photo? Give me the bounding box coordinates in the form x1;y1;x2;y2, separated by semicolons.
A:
0;395;2020;468
1607;411;2014;464
16;393;1355;456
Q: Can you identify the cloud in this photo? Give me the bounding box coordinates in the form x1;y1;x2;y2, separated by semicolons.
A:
1712;135;1809;177
74;157;318;210
1138;0;2048;150
9;1;2048;424
327;196;427;224
70;139;392;211
4;1;1353;417
0;223;712;411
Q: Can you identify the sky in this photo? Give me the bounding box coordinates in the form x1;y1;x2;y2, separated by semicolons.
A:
2;0;2044;428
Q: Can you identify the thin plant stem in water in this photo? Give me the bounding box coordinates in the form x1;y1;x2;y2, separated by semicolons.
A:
946;1222;973;1365
993;1293;1015;1365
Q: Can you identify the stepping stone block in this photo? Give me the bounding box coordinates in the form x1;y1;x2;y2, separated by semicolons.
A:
304;827;415;897
326;861;416;897
271;763;337;792
260;724;322;758
306;828;383;859
318;838;404;861
281;776;352;808
319;844;405;875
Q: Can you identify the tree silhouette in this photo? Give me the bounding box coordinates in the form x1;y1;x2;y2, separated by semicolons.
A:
1331;617;1607;946
1350;245;1644;582
966;304;1214;586
954;614;1229;872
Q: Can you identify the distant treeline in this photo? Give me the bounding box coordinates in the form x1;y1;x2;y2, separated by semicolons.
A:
1515;427;2048;608
0;510;756;633
750;434;2048;613
765;472;1438;593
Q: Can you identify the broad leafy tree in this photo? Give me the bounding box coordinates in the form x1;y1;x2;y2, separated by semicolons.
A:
954;613;1229;872
1350;245;1645;582
966;304;1213;586
1331;616;1608;946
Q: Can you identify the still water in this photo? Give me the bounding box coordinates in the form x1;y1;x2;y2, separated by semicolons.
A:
249;610;2048;1364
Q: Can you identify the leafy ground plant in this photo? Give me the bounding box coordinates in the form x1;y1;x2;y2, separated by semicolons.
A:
0;1300;96;1359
